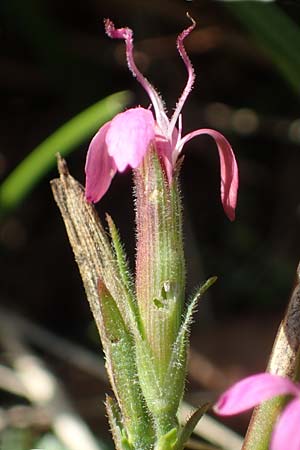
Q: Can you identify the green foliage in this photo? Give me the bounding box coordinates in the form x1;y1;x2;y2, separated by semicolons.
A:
106;214;140;334
99;282;154;450
106;396;129;450
154;428;177;450
173;403;211;450
0;91;130;216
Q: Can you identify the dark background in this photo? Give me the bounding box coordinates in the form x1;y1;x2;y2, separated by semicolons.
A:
1;0;300;446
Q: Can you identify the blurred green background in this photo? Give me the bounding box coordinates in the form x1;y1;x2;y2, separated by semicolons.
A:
1;0;300;448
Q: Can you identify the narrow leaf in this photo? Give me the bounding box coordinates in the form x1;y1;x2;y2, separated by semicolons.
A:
105;396;125;450
106;214;134;296
0;90;130;215
98;281;155;450
98;280;131;344
166;277;218;379
182;277;218;334
173;403;211;450
154;428;177;450
106;214;141;335
162;278;217;411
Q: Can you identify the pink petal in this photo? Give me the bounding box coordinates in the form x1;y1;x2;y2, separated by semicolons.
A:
213;373;300;416
178;129;239;221
106;107;155;172
85;121;117;203
104;19;169;133
271;398;300;450
155;125;178;183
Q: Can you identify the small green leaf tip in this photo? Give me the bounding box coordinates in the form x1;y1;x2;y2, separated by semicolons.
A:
106;214;134;298
98;279;126;343
105;214;141;335
173;403;211;450
155;428;177;450
199;276;218;295
181;276;218;338
105;395;125;450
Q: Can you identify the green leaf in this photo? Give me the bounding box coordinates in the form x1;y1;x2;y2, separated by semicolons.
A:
226;2;300;94
173;403;211;450
106;395;131;450
163;277;217;406
154;428;177;450
98;282;154;450
135;335;179;437
181;277;218;334
149;277;216;435
106;214;141;335
106;214;134;297
0;90;131;216
135;277;217;438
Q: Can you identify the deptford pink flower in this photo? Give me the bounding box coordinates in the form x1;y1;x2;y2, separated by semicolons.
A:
214;373;300;450
85;18;239;220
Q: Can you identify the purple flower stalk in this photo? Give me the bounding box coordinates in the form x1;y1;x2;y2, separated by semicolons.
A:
85;18;238;221
214;373;300;450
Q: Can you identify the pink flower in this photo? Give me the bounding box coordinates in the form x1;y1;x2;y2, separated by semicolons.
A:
85;18;239;220
214;373;300;450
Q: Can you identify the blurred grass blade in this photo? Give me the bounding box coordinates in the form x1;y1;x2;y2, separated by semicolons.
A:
226;3;300;94
0;90;131;215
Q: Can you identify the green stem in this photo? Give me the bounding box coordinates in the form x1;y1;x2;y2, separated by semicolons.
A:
243;263;300;450
243;397;287;450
